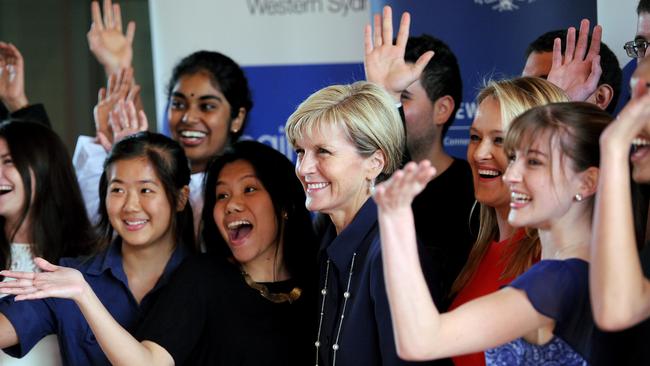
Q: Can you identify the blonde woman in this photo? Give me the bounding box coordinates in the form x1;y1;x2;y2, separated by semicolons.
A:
448;77;568;366
286;81;442;366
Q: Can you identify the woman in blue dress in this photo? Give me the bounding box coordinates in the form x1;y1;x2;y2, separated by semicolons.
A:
374;101;609;365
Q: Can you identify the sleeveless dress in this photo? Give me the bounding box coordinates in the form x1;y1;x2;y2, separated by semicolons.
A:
0;243;63;366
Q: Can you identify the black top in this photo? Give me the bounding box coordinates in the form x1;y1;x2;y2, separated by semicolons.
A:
1;103;51;127
411;158;475;308
136;254;315;366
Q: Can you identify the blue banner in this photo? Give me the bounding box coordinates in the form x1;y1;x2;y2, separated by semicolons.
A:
373;0;597;158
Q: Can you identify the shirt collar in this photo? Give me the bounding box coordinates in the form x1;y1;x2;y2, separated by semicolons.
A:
84;239;190;289
324;198;377;272
84;239;125;278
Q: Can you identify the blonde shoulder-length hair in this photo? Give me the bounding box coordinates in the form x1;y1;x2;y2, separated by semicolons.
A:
451;76;570;295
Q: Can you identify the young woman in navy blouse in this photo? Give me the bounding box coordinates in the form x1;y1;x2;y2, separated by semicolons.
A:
0;132;197;366
375;102;608;365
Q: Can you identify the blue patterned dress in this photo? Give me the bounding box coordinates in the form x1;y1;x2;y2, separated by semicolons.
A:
484;259;593;365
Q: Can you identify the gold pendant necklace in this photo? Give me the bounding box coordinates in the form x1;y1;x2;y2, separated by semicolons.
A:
240;269;302;304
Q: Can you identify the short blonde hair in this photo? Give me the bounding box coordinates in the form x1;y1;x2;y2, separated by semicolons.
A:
285;81;404;182
477;76;570;131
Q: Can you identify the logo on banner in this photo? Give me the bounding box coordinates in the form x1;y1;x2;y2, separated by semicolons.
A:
474;0;536;12
247;0;367;16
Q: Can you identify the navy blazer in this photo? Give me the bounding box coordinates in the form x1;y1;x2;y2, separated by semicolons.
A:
315;198;442;366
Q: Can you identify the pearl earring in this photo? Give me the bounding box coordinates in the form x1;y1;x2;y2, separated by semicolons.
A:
574;193;583;202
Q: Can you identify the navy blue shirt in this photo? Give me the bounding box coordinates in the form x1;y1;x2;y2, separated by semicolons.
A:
316;199;441;366
0;240;187;366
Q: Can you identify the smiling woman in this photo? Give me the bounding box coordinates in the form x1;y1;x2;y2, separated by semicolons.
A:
74;50;253;240
0;120;96;365
449;77;569;366
285;81;442;366
165;51;252;174
0;132;197;366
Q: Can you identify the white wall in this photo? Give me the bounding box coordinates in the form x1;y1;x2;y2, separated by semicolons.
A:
598;0;638;65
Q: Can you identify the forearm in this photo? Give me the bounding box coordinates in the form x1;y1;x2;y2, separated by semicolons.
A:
378;207;441;360
0;313;18;349
591;149;650;329
75;287;173;366
2;94;28;113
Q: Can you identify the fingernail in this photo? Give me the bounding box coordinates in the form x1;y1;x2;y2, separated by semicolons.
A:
7;65;15;82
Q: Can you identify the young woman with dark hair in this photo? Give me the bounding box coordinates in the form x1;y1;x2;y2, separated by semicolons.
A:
75;1;254;233
199;140;316;286
0;120;96;365
0;132;197;366
0;121;96;273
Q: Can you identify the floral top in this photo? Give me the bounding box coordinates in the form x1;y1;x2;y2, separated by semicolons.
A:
485;259;593;365
486;337;587;365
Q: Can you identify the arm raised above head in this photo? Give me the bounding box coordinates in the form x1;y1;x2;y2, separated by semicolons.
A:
547;19;602;102
0;41;29;113
375;161;553;360
591;87;650;331
87;0;136;76
364;6;433;102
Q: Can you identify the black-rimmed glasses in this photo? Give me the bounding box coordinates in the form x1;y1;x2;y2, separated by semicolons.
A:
624;39;650;58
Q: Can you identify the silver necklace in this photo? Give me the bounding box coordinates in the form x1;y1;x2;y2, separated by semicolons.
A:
314;252;357;366
552;241;589;260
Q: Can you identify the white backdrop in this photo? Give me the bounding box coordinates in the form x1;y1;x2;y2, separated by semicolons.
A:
149;0;369;126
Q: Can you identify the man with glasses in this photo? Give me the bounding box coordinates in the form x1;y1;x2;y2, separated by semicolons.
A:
624;0;650;58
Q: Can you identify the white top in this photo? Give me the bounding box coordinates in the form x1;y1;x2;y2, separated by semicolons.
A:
0;243;62;365
73;135;205;236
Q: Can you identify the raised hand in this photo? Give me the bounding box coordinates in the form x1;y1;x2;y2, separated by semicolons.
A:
0;258;88;301
547;19;602;102
100;99;148;150
374;160;436;212
0;42;28;112
364;6;434;101
87;0;135;75
94;67;136;148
